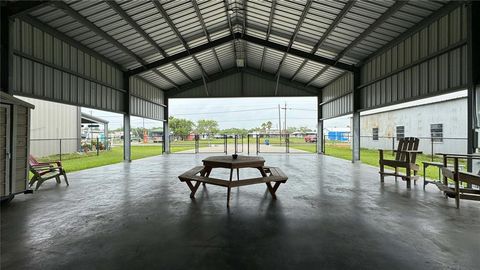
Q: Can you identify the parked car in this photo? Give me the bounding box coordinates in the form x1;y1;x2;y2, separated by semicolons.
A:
304;134;317;143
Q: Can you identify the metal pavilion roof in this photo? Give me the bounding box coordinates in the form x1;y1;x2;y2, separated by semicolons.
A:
21;0;450;92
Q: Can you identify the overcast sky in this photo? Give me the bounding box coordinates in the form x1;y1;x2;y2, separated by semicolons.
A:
80;90;467;131
82;96;335;131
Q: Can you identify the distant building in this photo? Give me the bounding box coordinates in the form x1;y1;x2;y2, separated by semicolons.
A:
360;96;467;155
17;97;109;157
17;96;81;157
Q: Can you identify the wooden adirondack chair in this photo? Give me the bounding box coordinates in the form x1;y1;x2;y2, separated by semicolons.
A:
379;137;422;188
438;155;480;208
28;155;69;190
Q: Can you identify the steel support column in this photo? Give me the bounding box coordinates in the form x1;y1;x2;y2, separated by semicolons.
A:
352;71;361;162
0;4;11;93
123;74;131;162
467;1;480;172
317;94;324;154
163;98;170;154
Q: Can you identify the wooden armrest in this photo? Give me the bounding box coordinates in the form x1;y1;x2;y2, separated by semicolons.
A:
393;150;422;154
30;164;54;169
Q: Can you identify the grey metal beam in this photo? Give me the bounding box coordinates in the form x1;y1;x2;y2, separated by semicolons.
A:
151;0;209;93
128;34;237;76
106;0;193;82
360;1;462;66
53;1;144;65
467;1;480;172
167;67;321;97
128;31;355;76
274;0;312;96
192;0;223;73
305;1;407;87
222;0;239;68
6;1;50;17
290;1;355;81
352;70;361;162
260;0;276;72
162;98;170;154
243;34;355;72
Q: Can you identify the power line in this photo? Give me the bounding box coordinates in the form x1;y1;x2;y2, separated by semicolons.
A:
171;107;277;116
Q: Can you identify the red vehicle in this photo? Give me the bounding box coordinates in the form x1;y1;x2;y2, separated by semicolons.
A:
304;134;317;143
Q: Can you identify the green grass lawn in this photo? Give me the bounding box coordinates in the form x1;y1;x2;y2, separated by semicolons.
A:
323;143;467;181
38;145;163;173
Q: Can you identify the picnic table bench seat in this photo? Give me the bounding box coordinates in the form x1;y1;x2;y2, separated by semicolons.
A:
178;165;288;205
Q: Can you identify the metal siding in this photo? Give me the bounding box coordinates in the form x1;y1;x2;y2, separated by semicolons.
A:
359;6;467;110
171;71;314;98
321;72;353;119
11;19;125;113
129;77;165;121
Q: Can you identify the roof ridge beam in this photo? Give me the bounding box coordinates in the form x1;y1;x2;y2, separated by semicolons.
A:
128;32;355;76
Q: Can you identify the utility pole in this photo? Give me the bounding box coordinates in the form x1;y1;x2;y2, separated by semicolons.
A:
278;104;282;144
284;102;287;135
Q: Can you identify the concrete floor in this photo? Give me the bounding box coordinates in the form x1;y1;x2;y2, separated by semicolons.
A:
1;154;479;270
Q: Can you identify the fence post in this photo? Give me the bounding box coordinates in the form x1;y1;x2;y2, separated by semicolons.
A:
285;134;287;153
392;137;395;156
247;135;250;155
96;137;99;156
286;134;289;153
323;134;326;154
431;137;434;161
256;135;259;155
59;139;62;161
224;135;227;154
195;135;199;154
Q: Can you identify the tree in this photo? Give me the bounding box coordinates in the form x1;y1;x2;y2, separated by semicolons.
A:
196;119;219;135
266;121;272;132
169;116;194;137
221;128;248;136
299;126;313;133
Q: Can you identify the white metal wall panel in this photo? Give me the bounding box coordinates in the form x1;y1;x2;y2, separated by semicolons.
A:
129;76;165;121
321;72;353;119
10;19;126;113
359;6;467;110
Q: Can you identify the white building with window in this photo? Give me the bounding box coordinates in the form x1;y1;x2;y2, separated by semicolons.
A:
359;91;467;155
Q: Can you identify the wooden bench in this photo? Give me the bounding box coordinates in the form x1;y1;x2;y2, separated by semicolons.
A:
422;161;465;189
178;166;288;206
436;156;480;208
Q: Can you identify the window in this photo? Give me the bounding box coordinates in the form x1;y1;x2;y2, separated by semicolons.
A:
396;126;405;140
431;124;443;142
372;128;379;141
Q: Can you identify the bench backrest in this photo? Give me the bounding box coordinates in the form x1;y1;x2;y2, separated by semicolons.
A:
395;137;419;163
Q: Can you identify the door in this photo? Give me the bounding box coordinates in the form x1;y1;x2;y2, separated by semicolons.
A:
0;104;11;196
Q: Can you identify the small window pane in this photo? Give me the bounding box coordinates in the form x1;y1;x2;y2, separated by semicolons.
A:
396;126;404;140
431;124;443;142
372;128;379;141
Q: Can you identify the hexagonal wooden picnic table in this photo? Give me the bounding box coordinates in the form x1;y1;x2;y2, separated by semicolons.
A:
178;155;288;207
